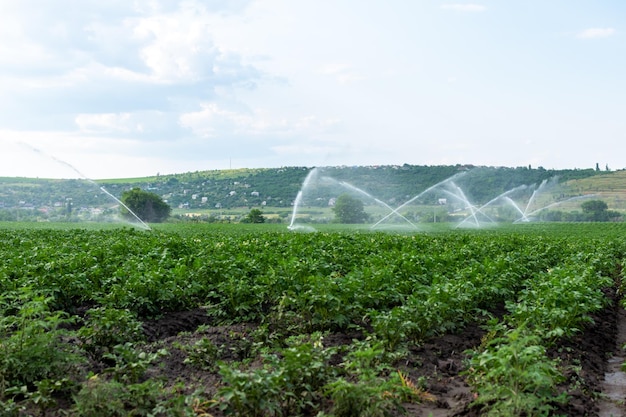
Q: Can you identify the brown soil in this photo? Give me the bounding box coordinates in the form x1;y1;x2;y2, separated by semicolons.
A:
36;291;620;416
597;306;626;417
548;289;620;417
135;291;621;417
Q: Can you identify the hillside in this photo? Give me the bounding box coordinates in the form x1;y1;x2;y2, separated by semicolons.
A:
0;164;620;222
565;169;626;193
560;170;626;212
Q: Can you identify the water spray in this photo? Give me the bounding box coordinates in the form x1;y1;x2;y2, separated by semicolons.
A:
18;142;151;230
288;168;319;230
327;178;418;229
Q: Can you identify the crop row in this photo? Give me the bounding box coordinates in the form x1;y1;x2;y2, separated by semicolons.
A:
0;223;625;415
0;227;589;320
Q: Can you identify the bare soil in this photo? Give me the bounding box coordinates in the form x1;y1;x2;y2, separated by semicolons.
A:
597;307;626;417
136;288;622;417
37;288;621;416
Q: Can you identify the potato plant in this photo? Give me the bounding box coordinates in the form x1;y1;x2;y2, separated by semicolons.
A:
0;222;624;415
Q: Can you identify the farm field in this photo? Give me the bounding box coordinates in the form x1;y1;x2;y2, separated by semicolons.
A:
1;222;625;416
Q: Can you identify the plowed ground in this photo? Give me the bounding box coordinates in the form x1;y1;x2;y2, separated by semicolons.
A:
133;289;620;417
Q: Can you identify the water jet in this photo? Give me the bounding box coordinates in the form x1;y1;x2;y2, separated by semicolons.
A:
11;142;151;230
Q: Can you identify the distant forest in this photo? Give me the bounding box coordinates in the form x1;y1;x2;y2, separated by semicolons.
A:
0;164;609;216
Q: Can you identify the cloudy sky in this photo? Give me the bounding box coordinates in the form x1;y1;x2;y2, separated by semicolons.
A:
1;1;624;179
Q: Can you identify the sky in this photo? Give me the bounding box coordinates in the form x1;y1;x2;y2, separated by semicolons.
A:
0;1;624;179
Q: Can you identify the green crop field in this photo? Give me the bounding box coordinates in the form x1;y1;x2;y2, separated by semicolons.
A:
0;221;624;415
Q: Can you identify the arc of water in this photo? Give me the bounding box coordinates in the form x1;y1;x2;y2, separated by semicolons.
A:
524;194;596;218
288;191;304;230
97;187;152;230
524;189;539;218
433;181;496;228
20;142;151;230
504;196;530;222
523;179;551;218
440;187;482;227
288;168;318;230
370;197;419;229
370;172;467;229
334;181;418;229
463;184;530;224
451;183;482;226
477;184;528;211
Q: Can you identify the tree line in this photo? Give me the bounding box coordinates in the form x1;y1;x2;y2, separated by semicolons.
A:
0;164;611;217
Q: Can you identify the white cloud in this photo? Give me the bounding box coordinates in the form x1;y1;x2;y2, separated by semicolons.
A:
440;4;486;12
0;0;257;86
318;63;366;84
1;131;147;178
179;103;340;138
179;103;254;137
319;64;349;75
0;0;262;138
133;10;218;82
271;143;343;156
1;1;625;176
576;28;616;39
75;112;152;133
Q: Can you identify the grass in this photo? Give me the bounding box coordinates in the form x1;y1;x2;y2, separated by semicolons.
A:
0;221;146;231
0;219;615;238
98;167;273;184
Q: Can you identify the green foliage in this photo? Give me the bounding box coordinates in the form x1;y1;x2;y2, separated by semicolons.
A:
579;199;621;221
464;326;566;416
216;365;283;417
103;343;168;383
216;332;337;416
462;249;616;415
324;377;401;417
177;337;223;371
581;199;608;214
332;194;369;224
5;377;74;415
120;187;171;223
78;307;146;356
72;376;128;417
506;260;612;343
72;376;194;417
275;333;338;413
0;223;626;415
241;208;266;223
0;165;610;217
0;289;83;394
323;339;429;417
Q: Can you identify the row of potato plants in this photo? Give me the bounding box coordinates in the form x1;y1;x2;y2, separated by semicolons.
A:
0;223;624;415
464;246;619;416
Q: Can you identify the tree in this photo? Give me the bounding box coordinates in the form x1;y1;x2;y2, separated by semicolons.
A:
581;199;609;221
120;188;171;223
332;194;369;224
580;199;621;222
242;208;265;223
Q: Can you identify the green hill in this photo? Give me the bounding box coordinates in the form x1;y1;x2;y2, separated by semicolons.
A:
1;164;623;223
